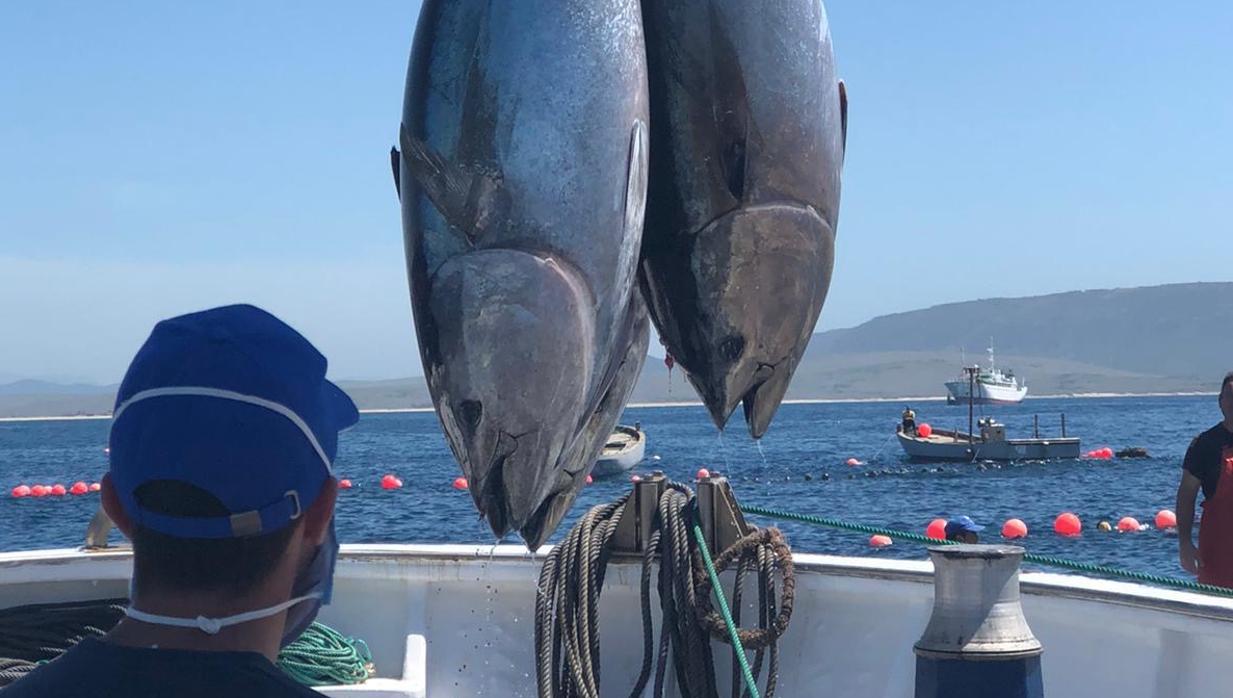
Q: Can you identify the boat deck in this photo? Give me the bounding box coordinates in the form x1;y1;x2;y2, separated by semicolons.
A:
1;544;1231;697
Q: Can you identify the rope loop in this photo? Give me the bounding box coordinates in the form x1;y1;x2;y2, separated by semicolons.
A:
693;527;795;650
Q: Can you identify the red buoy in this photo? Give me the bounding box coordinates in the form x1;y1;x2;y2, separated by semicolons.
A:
11;485;31;498
925;518;947;540
916;423;933;438
585;474;593;485
380;474;402;490
30;485;48;497
338;479;353;489
69;482;88;496
50;484;67;496
89;483;101;492
696;468;711;480
1155;509;1177;529
845;457;862;467
869;534;893;548
1117;516;1141;533
1002;518;1028;539
1054;512;1082;536
452;477;469;491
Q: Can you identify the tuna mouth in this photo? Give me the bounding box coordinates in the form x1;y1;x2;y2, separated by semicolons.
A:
471;429;520;540
476;451;510;539
519;488;565;550
741;357;790;439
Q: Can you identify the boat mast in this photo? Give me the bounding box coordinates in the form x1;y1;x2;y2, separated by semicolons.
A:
965;365;978;444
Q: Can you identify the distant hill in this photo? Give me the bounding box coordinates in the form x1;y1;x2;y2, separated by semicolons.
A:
2;282;1227;418
808;282;1233;379
0;380;116;396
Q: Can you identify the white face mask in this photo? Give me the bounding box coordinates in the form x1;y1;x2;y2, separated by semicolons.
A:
124;522;339;647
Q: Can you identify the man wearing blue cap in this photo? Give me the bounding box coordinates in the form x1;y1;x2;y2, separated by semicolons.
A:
945;516;984;544
7;305;358;698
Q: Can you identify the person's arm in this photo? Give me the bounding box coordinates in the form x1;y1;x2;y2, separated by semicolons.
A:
1178;466;1203;575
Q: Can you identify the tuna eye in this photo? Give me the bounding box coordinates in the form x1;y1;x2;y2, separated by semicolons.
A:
720;335;745;362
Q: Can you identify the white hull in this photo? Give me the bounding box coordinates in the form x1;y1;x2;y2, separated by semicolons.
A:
945;378;1028;405
591;425;646;477
2;544;1231;697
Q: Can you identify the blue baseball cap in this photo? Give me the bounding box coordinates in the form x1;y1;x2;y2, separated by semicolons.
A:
108;304;359;539
945;516;985;538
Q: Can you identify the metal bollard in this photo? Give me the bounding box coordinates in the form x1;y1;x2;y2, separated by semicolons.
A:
914;545;1043;698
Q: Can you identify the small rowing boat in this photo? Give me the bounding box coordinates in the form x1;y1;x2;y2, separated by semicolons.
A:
591;424;646;477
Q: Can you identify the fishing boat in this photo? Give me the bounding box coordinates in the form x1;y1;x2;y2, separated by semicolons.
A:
897;417;1082;462
590;424;646;477
903;366;1080;461
3;539;1232;696
945;343;1027;405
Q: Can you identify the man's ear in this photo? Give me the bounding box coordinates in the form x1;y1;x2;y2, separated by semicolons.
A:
302;478;337;546
100;473;135;538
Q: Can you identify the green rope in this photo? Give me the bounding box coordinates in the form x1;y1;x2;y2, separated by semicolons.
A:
739;505;1233;599
692;523;761;698
277;622;374;687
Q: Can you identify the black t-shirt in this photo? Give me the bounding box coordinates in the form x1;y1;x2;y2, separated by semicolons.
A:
1183;423;1233;499
3;638;319;698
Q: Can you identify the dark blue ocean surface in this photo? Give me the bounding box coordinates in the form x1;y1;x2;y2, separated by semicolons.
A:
0;396;1219;580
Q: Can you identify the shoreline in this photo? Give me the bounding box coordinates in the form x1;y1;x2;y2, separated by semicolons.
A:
0;390;1216;424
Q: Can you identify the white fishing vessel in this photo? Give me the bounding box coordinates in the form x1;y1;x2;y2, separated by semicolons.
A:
945;344;1028;405
590;424;646;477
2;542;1231;697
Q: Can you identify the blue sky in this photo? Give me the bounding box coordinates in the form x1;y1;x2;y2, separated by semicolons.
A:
2;1;1230;383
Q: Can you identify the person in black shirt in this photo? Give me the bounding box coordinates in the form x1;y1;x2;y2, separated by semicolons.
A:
1176;372;1233;587
6;305;359;698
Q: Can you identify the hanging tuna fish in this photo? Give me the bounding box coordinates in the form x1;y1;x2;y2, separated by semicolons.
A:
394;0;844;547
393;0;650;547
638;0;847;439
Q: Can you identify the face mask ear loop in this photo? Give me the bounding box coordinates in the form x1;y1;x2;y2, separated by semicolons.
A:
124;592;323;635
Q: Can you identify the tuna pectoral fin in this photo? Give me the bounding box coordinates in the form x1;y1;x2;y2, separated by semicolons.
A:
399;124;507;244
427;249;596;539
390;147;401;199
839;80;848;157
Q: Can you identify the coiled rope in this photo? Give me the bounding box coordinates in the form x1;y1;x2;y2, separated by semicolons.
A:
739;504;1233;598
0;598;372;688
0;598;126;687
278;622;374;686
535;481;795;698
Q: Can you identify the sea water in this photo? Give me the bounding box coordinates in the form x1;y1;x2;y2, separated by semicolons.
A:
0;395;1217;579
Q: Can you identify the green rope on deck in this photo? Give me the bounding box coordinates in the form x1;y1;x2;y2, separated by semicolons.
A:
692;523;761;698
739;504;1233;599
278;621;374;687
